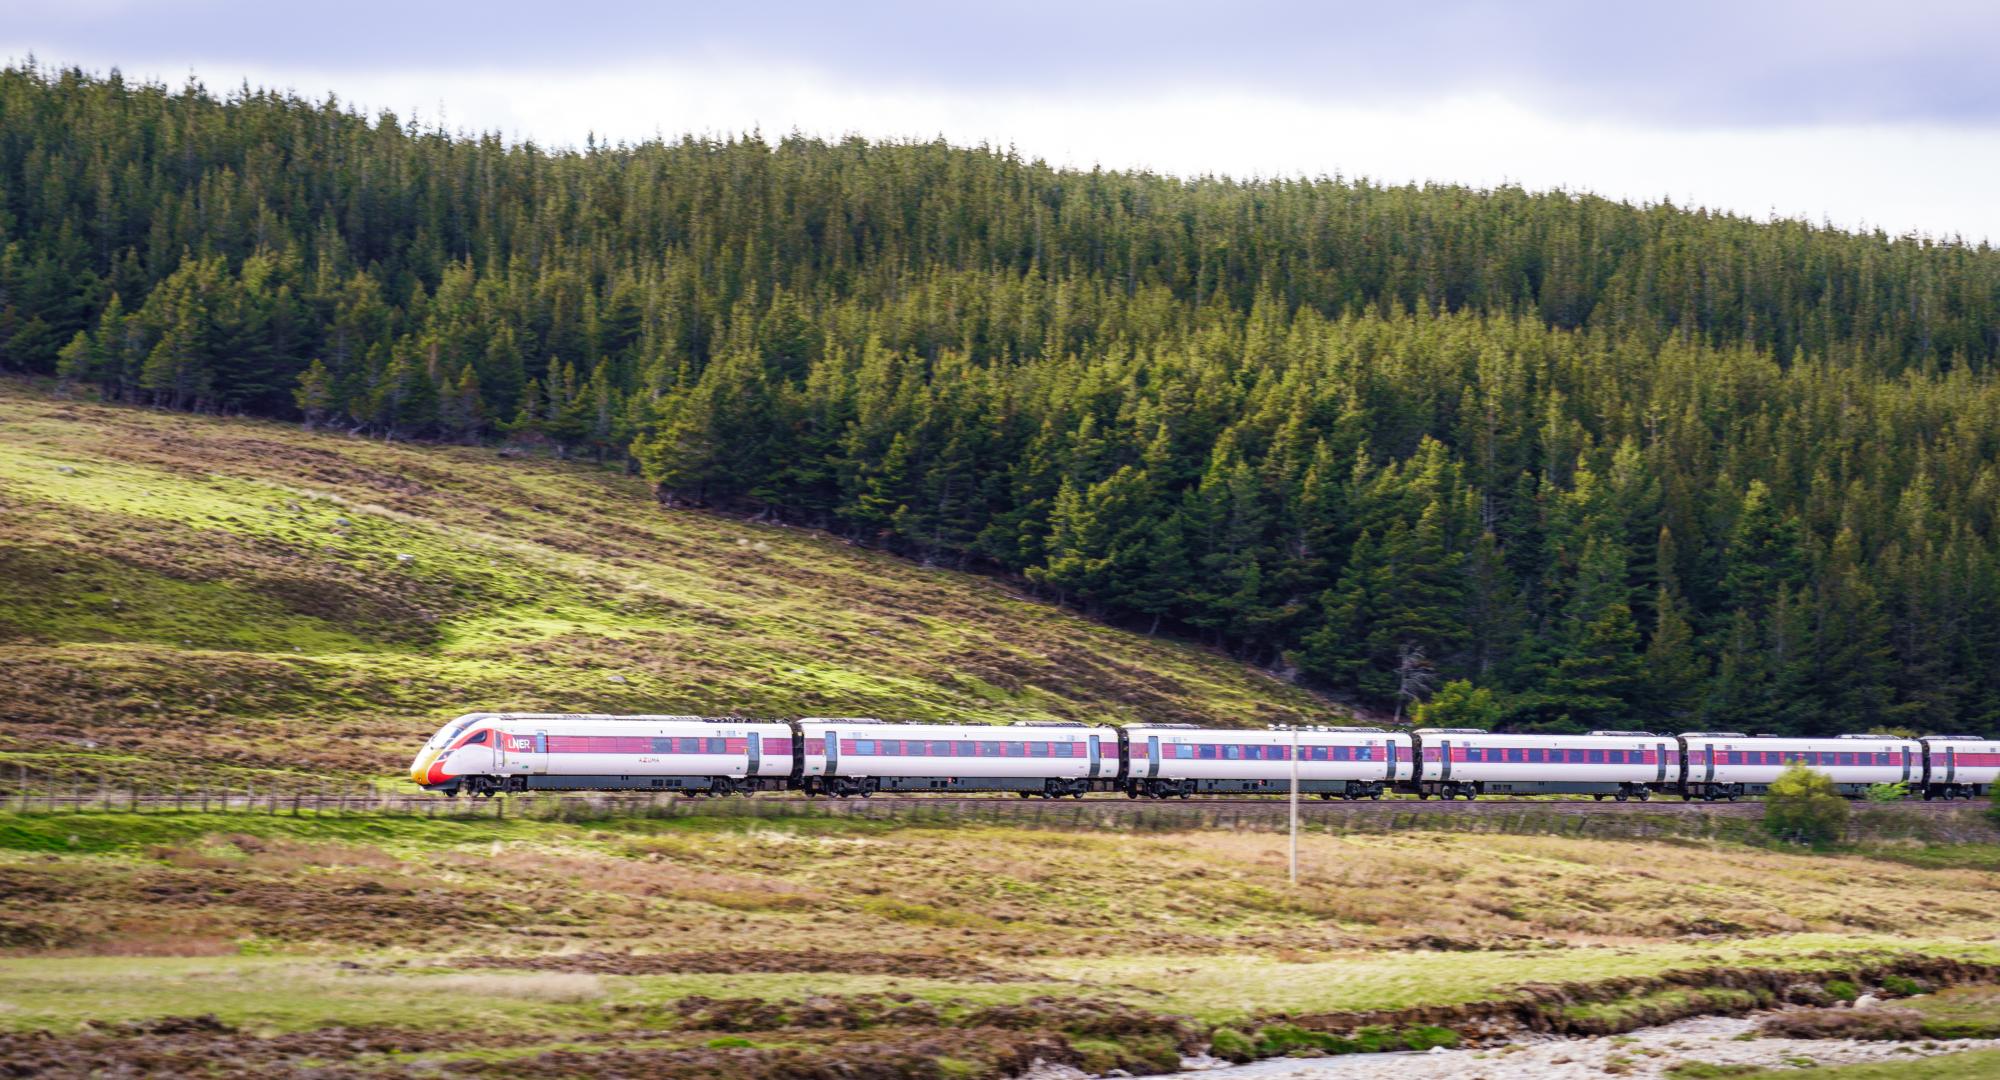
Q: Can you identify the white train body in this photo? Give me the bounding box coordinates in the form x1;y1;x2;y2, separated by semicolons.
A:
1414;729;1674;799
408;712;1993;803
1125;725;1413;799
1680;733;1920;798
1919;736;2000;798
411;713;794;794
796;719;1107;796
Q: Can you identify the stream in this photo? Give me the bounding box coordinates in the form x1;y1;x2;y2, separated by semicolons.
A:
1132;1013;2000;1079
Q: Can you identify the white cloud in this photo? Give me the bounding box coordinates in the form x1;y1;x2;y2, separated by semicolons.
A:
14;50;2000;243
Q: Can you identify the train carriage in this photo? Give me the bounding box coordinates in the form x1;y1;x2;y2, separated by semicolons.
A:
1919;735;2000;799
1680;732;1921;800
409;713;794;796
1123;724;1414;799
796;718;1110;798
1411;729;1673;801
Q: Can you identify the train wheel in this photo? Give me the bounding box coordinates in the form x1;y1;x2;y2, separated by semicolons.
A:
1637;789;1651;802
1593;794;1606;801
1615;791;1629;802
1370;790;1382;800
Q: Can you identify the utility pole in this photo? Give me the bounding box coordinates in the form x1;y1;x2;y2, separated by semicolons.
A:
1287;724;1300;886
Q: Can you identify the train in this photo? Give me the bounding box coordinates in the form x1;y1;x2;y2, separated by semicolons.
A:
409;714;1999;803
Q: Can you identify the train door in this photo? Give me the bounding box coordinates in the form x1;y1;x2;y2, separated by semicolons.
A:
1702;743;1716;786
507;729;548;775
1439;740;1452;782
1901;746;1913;784
745;728;761;778
1655;742;1668;783
825;728;840;777
1087;734;1102;779
1946;746;1957;785
1146;736;1161;778
1384;741;1397;781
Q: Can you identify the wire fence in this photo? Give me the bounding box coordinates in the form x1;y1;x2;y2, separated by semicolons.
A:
4;777;1993;844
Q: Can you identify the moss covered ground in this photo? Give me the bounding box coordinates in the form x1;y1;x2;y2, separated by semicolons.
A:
0;378;1331;788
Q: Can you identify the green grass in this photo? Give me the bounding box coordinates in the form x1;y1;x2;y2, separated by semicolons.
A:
1696;1050;2000;1078
1900;984;2000;1039
0;380;1335;787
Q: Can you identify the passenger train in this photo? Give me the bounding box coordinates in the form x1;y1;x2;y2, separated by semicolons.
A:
409;714;1998;803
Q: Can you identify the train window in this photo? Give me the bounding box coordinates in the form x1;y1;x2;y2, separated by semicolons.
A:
855;740;876;755
1029;742;1049;757
982;741;1000;756
926;741;946;756
1006;742;1026;756
651;737;672;753
1225;745;1242;760
1175;745;1194;759
707;738;726;754
465;730;489;745
1198;745;1217;760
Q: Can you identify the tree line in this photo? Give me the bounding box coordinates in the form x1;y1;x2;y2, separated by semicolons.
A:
5;62;2000;735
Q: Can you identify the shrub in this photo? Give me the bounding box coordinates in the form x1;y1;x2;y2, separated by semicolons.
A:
1208;1028;1256;1063
1400;1025;1460;1050
1823;980;1860;1002
1413;681;1501;730
1880;975;1925;997
1763;763;1849;845
1865;781;1909;802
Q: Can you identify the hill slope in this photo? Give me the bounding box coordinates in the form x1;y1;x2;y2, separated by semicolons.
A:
0;380;1330;787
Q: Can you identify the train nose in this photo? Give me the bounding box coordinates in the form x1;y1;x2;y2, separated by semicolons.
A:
410;747;445;786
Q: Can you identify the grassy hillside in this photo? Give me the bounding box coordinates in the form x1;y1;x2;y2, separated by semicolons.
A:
0;379;1331;788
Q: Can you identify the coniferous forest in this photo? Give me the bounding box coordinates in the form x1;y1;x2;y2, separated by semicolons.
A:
7;64;2000;735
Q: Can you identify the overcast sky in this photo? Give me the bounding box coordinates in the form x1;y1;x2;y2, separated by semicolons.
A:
8;1;1999;241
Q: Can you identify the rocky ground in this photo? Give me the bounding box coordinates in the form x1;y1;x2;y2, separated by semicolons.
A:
1152;1012;2000;1079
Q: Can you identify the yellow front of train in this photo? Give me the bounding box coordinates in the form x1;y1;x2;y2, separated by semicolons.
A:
409;714;494;791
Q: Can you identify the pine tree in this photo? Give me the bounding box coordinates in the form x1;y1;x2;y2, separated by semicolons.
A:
1640;588;1705;724
293;358;335;430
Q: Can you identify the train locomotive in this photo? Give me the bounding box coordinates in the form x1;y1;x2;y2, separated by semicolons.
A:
411;714;1998;803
